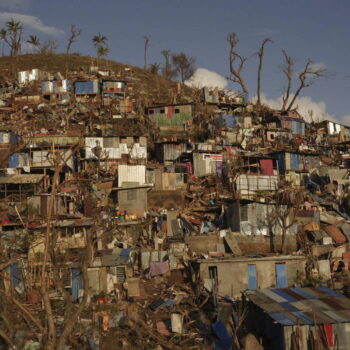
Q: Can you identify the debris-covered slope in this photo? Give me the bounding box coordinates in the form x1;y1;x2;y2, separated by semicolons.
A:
0;53;194;104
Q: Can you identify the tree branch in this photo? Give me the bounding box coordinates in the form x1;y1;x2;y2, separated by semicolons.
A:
257;38;273;105
227;32;249;94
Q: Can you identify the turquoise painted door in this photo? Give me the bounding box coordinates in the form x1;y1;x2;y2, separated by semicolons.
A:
247;265;257;290
276;263;287;288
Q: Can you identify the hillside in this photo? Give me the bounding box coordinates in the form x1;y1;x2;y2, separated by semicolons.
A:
0;53;195;105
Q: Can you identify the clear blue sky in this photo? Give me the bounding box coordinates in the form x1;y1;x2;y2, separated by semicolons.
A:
0;0;349;121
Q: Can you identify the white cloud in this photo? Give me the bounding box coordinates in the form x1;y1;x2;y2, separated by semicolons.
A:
259;93;350;124
0;12;64;36
308;62;327;71
185;68;228;89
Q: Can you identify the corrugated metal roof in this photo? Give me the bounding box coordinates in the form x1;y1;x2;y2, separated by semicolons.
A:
248;287;350;326
323;225;347;243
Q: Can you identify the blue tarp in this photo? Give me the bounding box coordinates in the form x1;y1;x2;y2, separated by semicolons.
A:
8;153;28;168
8;153;19;168
212;321;232;350
120;248;132;264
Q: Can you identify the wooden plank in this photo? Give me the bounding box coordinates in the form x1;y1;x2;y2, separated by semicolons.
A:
224;232;242;256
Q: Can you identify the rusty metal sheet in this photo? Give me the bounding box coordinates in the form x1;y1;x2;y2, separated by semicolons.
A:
281;288;306;300
322;225;347;243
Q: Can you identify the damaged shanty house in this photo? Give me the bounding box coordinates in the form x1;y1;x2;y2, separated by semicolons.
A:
245;287;350;350
145;103;193;133
83;135;147;174
21;134;80;176
190;255;307;298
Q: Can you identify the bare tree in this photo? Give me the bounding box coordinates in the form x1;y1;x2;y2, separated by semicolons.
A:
161;49;176;80
274;187;304;254
256;38;273;105
66;24;82;54
172;52;196;83
286;60;327;111
39;144;96;350
227;32;248;94
281;51;328;111
39;39;57;54
281;49;294;111
143;35;150;70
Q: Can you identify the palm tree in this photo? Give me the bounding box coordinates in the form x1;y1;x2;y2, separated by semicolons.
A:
97;45;109;59
27;35;41;53
149;62;160;75
92;33;107;57
5;19;23;56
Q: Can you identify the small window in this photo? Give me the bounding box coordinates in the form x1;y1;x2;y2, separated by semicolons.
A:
160;109;165;114
209;266;218;280
149;109;154;115
240;205;248;222
127;190;137;201
175;108;180;114
270;133;275;140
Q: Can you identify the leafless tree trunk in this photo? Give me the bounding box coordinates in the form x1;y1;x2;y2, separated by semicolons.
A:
265;204;278;253
144;35;150;70
40;163;59;349
227;32;248;94
161;49;176;79
66;24;82;54
55;225;94;350
256;38;273;105
40;144;80;349
275;188;304;254
281;49;294;111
